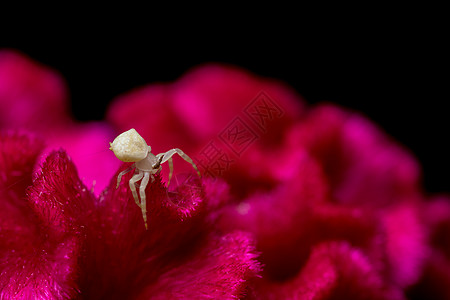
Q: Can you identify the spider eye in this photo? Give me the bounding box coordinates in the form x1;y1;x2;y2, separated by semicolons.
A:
110;128;148;162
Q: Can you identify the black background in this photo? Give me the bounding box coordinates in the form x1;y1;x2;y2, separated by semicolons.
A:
1;15;447;194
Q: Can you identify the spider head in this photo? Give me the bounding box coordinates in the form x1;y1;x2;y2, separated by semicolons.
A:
110;128;149;162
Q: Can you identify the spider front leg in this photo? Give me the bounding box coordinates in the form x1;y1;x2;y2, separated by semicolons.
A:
160;148;201;186
139;172;151;230
129;171;144;208
116;164;135;188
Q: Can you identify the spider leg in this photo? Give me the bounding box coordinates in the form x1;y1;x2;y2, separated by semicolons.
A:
116;164;135;189
151;173;156;183
140;172;150;230
160;149;201;183
129;171;144;208
167;157;174;186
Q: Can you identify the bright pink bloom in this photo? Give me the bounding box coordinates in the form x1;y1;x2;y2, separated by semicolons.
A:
0;132;261;299
105;63;446;299
1;50;449;299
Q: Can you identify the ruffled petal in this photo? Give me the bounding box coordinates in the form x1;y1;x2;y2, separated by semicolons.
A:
172;64;304;145
77;165;260;299
252;242;404;300
0;132;44;249
219;151;329;281
28;150;96;237
1;150;95;299
382;203;428;287
136;232;261;300
0;131;44;198
287;104;421;207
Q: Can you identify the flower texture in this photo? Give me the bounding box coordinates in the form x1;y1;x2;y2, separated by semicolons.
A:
0;49;449;299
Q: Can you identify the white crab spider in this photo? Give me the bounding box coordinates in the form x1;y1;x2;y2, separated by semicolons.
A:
110;128;200;229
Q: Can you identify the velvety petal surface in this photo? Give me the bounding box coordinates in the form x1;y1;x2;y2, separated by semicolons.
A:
2;143;261;299
1;145;95;299
0;132;44;253
76;165;261;299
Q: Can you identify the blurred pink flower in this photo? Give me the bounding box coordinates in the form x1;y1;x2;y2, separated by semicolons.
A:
106;62;449;299
0;50;118;194
406;197;450;300
1;49;449;299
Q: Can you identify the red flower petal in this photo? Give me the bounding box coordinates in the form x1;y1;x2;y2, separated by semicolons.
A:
287;104;421;207
0;236;81;299
28;150;97;238
0;132;44;249
172;64;304;145
382;203;428;287
0;132;44;198
2;145;261;299
219;151;329;281
136;232;261;299
252;242;404;300
1;149;93;299
75;165;260;299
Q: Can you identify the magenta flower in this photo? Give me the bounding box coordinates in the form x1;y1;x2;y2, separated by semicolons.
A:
0;132;260;299
0;51;260;299
1;49;449;299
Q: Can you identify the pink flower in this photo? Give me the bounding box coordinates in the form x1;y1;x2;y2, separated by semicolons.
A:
0;132;261;299
106;63;447;299
1;50;449;299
